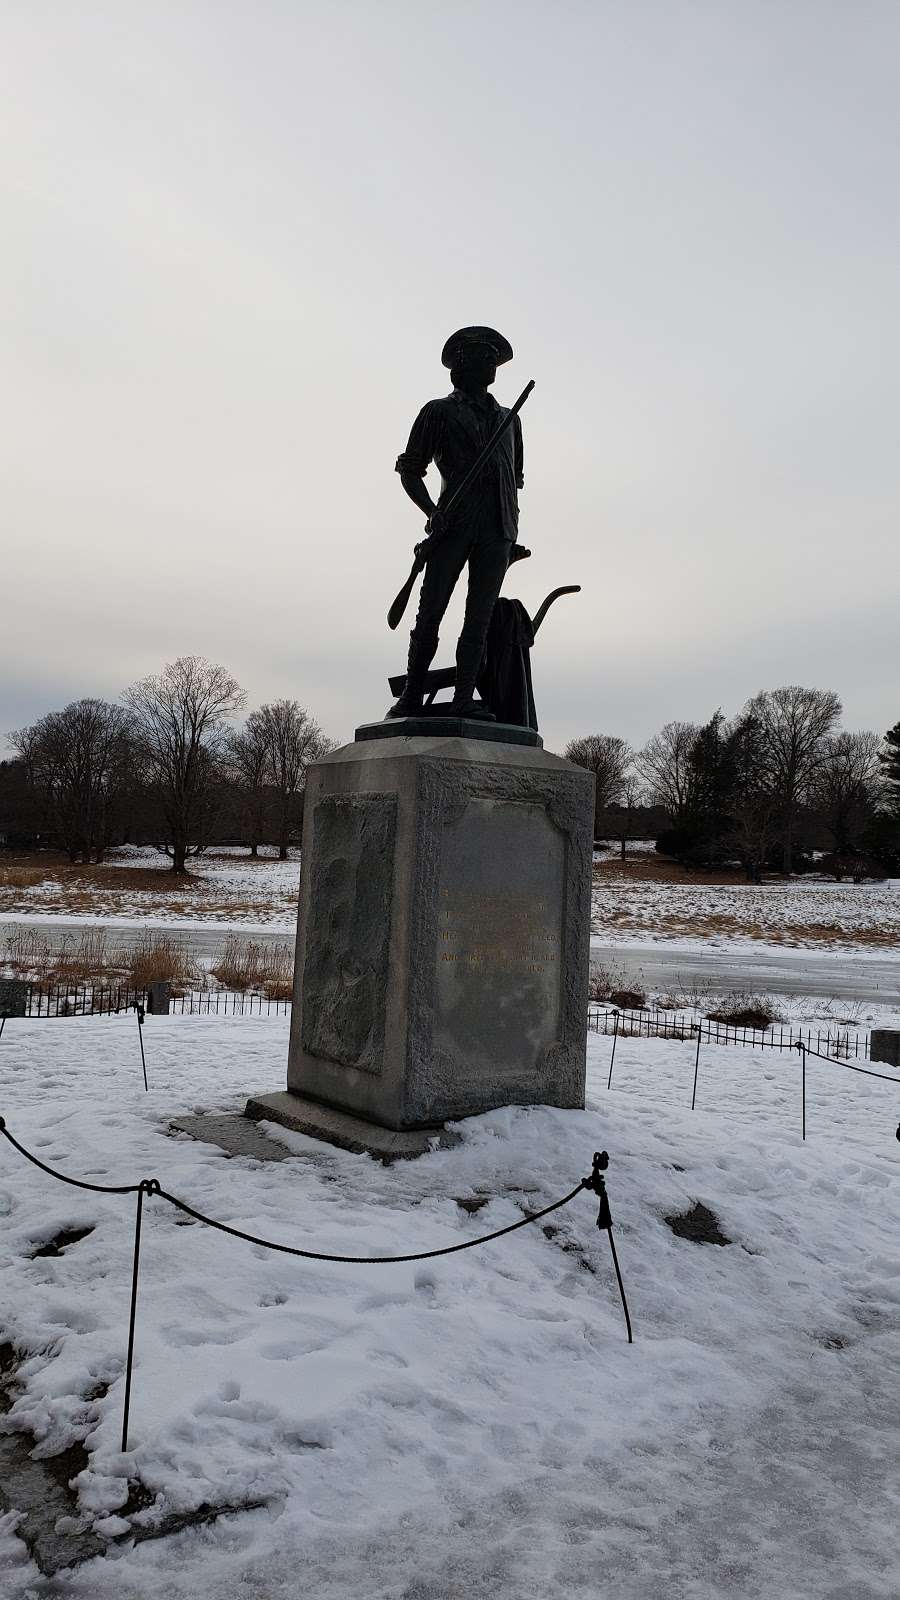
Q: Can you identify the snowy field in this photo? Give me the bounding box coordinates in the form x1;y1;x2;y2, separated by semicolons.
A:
1;1015;899;1597
591;868;900;950
2;846;899;959
0;848;302;927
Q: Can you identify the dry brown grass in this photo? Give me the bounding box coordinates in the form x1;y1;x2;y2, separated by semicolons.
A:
4;925;112;984
588;960;648;1008
124;933;203;993
594;853;763;886
594;909;900;949
71;865;207;893
0;865;48;889
0;850;205;894
212;934;294;1000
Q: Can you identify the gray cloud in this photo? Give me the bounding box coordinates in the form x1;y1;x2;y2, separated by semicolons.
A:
3;2;899;756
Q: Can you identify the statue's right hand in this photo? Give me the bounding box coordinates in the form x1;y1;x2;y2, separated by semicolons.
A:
425;509;447;539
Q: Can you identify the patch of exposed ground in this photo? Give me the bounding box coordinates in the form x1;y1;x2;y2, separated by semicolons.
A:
664;1202;731;1246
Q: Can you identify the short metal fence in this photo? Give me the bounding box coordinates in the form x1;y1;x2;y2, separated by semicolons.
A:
1;983;290;1019
169;990;291;1017
5;987;872;1055
7;982;146;1018
587;1005;870;1060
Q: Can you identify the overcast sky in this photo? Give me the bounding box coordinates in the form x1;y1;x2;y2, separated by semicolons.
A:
2;1;899;757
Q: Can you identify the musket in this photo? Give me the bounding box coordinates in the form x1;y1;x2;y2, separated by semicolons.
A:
387;378;535;631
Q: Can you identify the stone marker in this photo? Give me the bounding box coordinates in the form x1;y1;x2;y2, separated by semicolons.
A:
246;728;594;1157
871;1029;900;1068
0;980;28;1019
146;980;171;1015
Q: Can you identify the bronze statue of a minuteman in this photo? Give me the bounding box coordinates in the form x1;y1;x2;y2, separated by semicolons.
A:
389;326;524;720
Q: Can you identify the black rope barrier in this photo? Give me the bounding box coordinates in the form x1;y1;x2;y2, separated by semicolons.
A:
0;1122;633;1450
793;1039;900;1142
799;1043;900;1086
0;1117;141;1195
154;1178;588;1265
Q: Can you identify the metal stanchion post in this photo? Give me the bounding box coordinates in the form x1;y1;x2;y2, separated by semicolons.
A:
691;1023;702;1110
607;1010;620;1091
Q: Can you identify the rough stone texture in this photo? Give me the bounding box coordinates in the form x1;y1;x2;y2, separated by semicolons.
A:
278;733;594;1137
0;979;28;1018
870;1029;900;1068
246;1091;461;1161
299;793;396;1074
356;716;542;748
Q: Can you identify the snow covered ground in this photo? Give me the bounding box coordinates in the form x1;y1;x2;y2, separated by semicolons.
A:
592;869;900;949
0;848;302;926
3;846;899;959
1;1014;899;1597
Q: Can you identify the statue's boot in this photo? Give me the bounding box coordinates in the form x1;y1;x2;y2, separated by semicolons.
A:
387;627;438;718
450;638;495;720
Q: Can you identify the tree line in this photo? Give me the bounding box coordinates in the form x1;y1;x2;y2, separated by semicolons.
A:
566;686;900;879
1;656;334;872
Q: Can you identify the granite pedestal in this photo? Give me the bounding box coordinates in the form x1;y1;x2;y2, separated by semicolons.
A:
246;726;594;1157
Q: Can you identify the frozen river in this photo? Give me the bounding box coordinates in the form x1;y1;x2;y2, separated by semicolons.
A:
2;914;898;1004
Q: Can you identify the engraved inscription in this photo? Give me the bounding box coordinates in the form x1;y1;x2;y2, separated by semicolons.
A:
435;798;564;1074
438;888;559;973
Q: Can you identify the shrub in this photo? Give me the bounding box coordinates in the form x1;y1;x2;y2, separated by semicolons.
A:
125;933;201;993
588;961;646;1009
212;935;294;1001
705;991;780;1031
3;926;111;984
819;853;884;884
654;827;699;862
608;988;646;1011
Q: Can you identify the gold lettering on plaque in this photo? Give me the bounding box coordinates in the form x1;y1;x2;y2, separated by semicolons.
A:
437;888;560;975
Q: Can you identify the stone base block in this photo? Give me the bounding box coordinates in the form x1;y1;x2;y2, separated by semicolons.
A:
245;1091;461;1162
286;731;594;1133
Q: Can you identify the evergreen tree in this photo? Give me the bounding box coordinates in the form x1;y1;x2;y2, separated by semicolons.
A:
879;720;900;814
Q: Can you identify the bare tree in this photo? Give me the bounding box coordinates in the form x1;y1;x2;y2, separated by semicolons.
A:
225;712;271;857
634;721;699;822
605;774;647;861
124;657;245;872
10;698;133;862
744;686;842;873
812;730;882;859
564;734;633;836
260;699;334;859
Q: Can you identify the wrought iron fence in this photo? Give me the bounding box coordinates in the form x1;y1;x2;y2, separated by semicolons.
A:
1;983;290;1019
169;990;291;1017
5;982;146;1018
587;1004;870;1060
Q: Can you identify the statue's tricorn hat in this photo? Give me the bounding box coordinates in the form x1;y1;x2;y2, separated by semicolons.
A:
441;325;514;369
